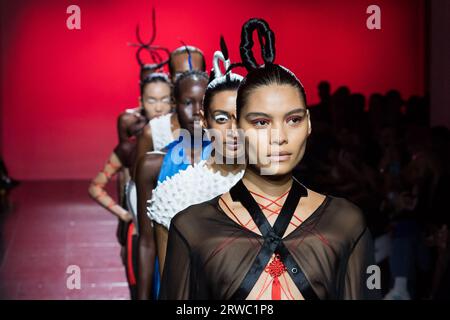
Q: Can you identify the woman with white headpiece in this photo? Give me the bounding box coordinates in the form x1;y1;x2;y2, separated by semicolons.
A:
146;36;246;298
160;18;380;300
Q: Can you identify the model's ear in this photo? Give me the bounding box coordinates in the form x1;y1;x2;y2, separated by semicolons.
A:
138;96;143;107
307;109;312;136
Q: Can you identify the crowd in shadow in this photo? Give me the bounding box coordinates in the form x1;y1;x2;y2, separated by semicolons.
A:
0;158;20;266
0;158;19;210
1;80;449;300
297;81;450;299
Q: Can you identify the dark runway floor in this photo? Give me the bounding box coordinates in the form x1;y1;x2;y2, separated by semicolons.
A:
0;181;130;299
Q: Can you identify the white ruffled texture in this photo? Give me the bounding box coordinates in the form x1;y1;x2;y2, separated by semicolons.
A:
147;160;244;230
150;113;174;151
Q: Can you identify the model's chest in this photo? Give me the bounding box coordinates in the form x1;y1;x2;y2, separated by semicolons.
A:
191;226;351;300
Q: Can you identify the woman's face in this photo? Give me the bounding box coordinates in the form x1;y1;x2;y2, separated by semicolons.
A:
238;84;311;176
141;81;172;119
204;90;241;160
176;77;208;135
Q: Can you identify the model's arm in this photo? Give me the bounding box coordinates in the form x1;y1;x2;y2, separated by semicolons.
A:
154;224;169;278
116;168;130;206
133;124;154;180
117;109;144;144
136;153;164;300
159;224;191;300
117;112;132;143
88;152;132;222
342;227;381;300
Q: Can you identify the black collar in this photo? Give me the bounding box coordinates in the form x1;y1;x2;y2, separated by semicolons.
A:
229;178;318;300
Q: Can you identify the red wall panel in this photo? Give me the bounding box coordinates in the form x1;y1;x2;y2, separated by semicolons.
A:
0;0;425;179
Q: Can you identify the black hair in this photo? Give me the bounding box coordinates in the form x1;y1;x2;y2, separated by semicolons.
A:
140;73;171;97
203;36;243;119
139;62;167;81
168;46;206;75
236;18;307;119
173;70;209;102
203;77;241;119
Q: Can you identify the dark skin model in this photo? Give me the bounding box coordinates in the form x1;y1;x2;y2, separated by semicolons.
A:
116;107;145;202
133;51;205;180
136;75;208;300
89;81;172;222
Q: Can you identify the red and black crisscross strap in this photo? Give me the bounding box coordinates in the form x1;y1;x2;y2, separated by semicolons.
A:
229;179;319;300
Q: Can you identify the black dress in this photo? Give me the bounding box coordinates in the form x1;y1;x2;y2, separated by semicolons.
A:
159;179;380;300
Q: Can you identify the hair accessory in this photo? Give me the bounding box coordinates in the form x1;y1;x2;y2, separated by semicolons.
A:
128;7;170;72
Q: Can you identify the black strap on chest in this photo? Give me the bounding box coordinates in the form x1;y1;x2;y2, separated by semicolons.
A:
229;179;319;300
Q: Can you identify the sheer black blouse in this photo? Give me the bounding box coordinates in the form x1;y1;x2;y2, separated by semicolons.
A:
159;180;380;300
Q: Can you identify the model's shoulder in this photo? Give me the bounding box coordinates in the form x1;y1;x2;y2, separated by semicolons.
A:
171;197;220;231
327;196;363;216
139;122;152;138
118;107;140;123
168;198;221;248
323;196;367;237
135;152;164;182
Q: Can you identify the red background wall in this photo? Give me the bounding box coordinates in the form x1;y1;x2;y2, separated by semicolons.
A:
0;0;425;180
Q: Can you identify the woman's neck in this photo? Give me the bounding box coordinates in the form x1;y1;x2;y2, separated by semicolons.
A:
242;166;293;198
170;112;180;131
207;157;245;176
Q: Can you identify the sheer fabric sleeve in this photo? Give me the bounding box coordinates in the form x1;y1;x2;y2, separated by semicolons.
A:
343;227;381;300
159;224;191;300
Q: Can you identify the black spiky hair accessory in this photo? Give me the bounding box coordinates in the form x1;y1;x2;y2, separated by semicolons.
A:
128;7;170;73
239;18;303;85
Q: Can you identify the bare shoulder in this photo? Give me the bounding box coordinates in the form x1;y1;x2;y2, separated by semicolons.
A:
118;108;140;124
136;123;153;146
135;152;165;183
141;123;153;138
117;108;142;139
170;112;180;131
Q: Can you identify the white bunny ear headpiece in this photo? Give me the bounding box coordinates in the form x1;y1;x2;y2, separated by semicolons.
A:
213;50;230;78
207;36;244;90
207;72;243;90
